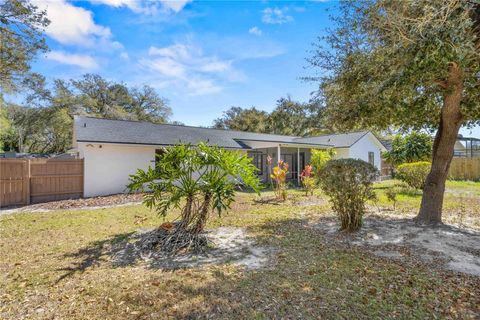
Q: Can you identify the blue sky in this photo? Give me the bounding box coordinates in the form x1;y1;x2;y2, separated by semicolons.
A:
27;0;331;126
24;0;480;137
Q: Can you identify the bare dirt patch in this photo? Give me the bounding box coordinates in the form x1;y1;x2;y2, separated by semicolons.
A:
60;227;272;277
113;227;271;270
1;193;144;214
312;214;480;276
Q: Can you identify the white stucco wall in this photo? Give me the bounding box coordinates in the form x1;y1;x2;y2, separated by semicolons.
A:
76;133;385;197
347;133;383;170
333;148;350;159
78;143;156;197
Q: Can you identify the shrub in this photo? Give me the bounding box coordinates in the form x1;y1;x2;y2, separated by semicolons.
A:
310;148;336;180
382;132;433;166
300;164;315;196
270;160;288;201
396;161;431;190
317;159;378;232
127;143;261;253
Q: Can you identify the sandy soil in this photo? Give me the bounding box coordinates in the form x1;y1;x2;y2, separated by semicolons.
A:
111;227;272;270
312;214;480;276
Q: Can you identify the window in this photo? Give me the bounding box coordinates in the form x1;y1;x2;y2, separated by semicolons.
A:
248;153;264;176
368;151;375;166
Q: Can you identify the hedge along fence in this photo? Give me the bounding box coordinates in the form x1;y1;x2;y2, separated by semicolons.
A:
0;158;84;207
449;157;480;181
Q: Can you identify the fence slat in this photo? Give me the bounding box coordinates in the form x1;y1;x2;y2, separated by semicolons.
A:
0;159;27;207
0;158;84;207
449;158;480;181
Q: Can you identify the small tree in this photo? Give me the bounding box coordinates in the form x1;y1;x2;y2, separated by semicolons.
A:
385;187;398;211
383;132;433;166
128;143;261;253
300;164;315;196
318;159;378;232
270;160;288;201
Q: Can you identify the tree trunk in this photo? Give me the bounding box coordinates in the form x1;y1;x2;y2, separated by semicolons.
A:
416;63;464;224
192;193;212;234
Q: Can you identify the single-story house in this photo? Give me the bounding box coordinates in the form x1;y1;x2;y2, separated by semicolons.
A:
73;116;387;197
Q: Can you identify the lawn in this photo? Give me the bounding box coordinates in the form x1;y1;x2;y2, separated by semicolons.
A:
373;180;480;228
1;181;479;319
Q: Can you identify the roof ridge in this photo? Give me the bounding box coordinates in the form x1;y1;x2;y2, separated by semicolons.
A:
294;130;369;140
75;115;301;139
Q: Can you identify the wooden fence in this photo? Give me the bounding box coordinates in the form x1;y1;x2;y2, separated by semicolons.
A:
380;159;393;178
0;158;83;207
449;157;480;181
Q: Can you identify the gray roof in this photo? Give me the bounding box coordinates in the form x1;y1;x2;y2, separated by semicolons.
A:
294;131;370;148
380;139;393;151
74;116;333;149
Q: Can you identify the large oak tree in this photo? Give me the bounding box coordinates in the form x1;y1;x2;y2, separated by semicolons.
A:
308;0;480;224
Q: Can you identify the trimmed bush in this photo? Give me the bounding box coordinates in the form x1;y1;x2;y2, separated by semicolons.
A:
396;161;431;190
317;159;378;232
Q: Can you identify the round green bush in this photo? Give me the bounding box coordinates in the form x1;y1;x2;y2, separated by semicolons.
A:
396;161;431;190
317;159;378;232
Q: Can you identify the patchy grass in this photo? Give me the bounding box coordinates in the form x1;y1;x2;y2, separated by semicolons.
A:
1;188;479;319
373;180;480;228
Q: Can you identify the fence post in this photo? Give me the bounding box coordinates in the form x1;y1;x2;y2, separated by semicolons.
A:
81;159;84;198
26;159;31;205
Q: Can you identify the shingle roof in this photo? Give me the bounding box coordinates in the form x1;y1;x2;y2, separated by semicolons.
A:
74;116;333;149
294;131;370;148
380;139;393;151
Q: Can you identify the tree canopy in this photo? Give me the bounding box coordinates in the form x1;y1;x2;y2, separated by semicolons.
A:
308;0;479;132
213;106;270;133
0;0;49;92
213;96;328;136
307;0;480;223
383;132;433;166
2;74;171;153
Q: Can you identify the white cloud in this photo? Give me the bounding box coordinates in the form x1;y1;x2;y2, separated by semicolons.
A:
90;0;192;14
140;43;236;95
248;26;262;36
32;0;119;48
187;78;222;95
262;7;294;24
120;52;130;60
160;0;192;13
148;44;197;60
46;51;98;69
198;61;231;73
147;57;186;78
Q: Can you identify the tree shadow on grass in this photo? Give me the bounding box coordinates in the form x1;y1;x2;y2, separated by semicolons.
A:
88;218;480;318
55;232;134;283
55;226;272;283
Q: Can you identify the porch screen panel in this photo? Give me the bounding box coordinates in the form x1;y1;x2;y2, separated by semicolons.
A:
248;153;264;176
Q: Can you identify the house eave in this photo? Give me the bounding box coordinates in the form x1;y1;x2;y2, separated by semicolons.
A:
76;140;249;150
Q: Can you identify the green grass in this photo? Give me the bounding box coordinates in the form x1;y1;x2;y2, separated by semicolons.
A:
1;187;479;319
372;180;480;227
